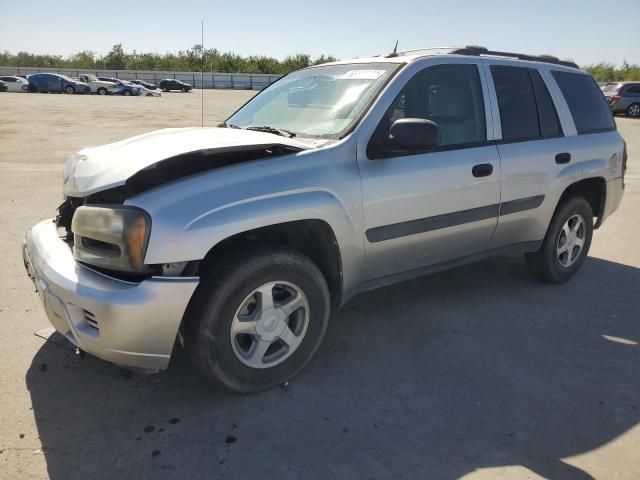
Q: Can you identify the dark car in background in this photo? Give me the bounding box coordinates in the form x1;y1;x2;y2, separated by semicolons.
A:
97;77;142;96
158;78;192;92
130;79;157;90
27;73;91;94
602;82;640;117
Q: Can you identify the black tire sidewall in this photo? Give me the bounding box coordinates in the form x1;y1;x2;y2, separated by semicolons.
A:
627;103;640;117
541;196;593;282
186;247;330;392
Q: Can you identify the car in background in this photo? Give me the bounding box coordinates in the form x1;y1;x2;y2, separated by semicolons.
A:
158;78;192;92
77;74;118;95
27;73;91;94
0;76;29;92
97;77;142;96
602;82;640;117
137;85;161;97
0;80;7;92
130;79;157;90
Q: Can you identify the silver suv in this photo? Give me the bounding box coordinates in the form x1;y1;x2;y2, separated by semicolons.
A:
23;46;627;392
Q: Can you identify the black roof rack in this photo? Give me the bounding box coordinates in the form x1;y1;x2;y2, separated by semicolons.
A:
450;45;579;69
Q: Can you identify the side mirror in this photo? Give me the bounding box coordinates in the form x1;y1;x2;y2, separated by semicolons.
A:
388;118;439;151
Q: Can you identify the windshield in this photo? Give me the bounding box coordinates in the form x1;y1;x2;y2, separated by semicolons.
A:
602;83;622;93
225;63;400;139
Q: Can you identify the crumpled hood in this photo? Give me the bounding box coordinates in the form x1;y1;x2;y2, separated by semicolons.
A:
63;127;314;197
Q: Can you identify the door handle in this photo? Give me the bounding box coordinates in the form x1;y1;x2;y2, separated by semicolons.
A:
472;163;493;177
555;152;571;164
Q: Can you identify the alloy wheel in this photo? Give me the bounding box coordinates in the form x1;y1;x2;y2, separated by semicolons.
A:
230;281;309;369
556;214;586;267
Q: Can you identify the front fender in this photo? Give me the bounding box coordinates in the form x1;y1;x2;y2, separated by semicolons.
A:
131;188;362;292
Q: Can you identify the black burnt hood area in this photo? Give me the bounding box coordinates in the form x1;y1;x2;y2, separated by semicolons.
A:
86;143;303;204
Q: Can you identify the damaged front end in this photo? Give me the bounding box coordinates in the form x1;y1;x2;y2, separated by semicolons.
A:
57;134;306;281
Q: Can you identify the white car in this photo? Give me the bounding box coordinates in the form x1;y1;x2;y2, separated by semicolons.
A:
0;76;29;92
77;74;118;95
137;85;161;97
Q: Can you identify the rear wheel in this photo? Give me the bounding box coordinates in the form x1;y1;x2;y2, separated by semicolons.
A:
97;87;107;95
185;245;331;392
525;196;593;283
626;103;640;118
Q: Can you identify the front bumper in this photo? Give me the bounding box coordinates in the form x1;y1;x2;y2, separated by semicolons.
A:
23;220;199;370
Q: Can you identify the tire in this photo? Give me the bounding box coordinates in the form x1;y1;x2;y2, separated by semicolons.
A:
64;85;75;94
184;245;331;393
182;87;187;92
123;89;131;96
525;196;593;283
97;87;107;95
146;93;153;96
162;87;169;92
626;103;640;118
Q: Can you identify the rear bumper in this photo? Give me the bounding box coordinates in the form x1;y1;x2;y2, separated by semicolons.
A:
599;177;624;226
23;220;199;370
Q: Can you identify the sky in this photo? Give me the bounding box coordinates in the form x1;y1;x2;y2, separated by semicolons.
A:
1;0;639;67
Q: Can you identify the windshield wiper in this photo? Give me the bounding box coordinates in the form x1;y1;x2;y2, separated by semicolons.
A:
246;125;296;138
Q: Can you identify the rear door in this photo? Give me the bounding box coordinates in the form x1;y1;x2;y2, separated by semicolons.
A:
485;63;571;249
357;60;501;280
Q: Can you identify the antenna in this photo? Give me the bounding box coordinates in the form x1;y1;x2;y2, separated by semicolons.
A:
201;19;204;128
385;40;400;58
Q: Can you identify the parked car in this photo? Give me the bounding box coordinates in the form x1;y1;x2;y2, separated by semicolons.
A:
27;73;90;94
23;46;626;392
130;79;157;90
137;85;161;97
602;82;640;117
97;77;142;96
158;78;192;92
0;80;7;92
0;75;29;92
77;74;118;95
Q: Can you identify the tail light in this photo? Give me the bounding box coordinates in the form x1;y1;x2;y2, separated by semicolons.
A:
610;95;621;102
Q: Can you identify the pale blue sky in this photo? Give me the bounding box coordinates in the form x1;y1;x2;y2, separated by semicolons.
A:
1;0;638;66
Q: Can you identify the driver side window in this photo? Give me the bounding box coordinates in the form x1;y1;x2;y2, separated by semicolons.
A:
369;64;486;158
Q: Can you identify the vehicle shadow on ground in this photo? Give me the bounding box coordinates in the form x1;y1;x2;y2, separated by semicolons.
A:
26;255;640;480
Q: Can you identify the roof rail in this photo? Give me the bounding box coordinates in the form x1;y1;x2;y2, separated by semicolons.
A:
450;46;579;69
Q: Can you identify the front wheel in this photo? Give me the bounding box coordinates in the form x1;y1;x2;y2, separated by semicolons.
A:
626;103;640;118
123;89;131;96
185;245;330;392
64;85;75;94
97;87;107;95
525;196;593;283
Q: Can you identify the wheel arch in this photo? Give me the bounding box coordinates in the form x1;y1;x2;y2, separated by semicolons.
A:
197;219;344;305
556;176;606;228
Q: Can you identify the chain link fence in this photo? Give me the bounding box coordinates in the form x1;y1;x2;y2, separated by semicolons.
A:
0;67;282;90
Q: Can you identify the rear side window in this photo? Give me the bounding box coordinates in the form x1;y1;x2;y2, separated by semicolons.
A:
491;66;540;141
530;70;562;138
552;71;615;134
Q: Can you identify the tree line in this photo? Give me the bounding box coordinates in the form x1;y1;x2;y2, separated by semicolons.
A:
0;44;337;75
1;44;638;80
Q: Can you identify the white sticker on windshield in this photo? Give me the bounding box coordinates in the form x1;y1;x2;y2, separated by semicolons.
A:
337;70;386;80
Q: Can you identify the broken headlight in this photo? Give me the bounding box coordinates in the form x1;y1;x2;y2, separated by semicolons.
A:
71;206;151;273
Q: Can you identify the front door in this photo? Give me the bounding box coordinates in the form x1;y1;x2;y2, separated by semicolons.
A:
356;62;501;281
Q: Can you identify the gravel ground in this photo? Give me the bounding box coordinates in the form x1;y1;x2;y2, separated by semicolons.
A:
0;90;639;480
